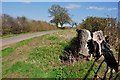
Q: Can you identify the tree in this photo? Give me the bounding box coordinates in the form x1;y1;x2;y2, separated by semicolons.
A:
50;15;59;27
70;21;77;27
2;14;16;34
48;4;71;27
17;16;29;33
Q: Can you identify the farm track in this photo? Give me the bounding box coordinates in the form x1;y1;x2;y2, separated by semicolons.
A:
0;30;62;50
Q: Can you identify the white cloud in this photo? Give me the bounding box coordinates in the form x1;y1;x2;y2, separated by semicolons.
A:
65;4;80;9
87;6;117;11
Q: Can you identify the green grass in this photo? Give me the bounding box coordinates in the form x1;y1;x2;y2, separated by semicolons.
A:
2;48;15;57
47;36;59;40
3;61;45;77
2;29;120;78
2;38;33;57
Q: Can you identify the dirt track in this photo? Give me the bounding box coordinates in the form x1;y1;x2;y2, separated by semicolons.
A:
0;30;61;50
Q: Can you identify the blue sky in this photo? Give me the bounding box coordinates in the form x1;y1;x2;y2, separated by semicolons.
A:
2;2;118;24
1;0;120;2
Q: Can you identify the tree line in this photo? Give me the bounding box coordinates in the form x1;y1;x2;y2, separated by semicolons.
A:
1;4;118;42
78;16;117;32
1;14;57;35
1;4;78;36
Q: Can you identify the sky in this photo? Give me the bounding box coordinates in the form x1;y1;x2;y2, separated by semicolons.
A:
1;0;120;2
1;2;119;25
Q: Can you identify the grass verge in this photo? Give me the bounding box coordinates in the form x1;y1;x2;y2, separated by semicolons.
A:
2;38;33;57
2;29;120;78
0;32;34;39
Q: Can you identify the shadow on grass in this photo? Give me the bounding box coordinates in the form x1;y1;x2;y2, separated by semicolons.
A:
59;37;89;64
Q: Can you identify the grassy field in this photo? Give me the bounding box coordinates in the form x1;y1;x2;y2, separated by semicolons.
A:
1;29;120;78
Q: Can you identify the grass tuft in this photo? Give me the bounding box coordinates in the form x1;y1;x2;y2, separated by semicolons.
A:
47;36;59;40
